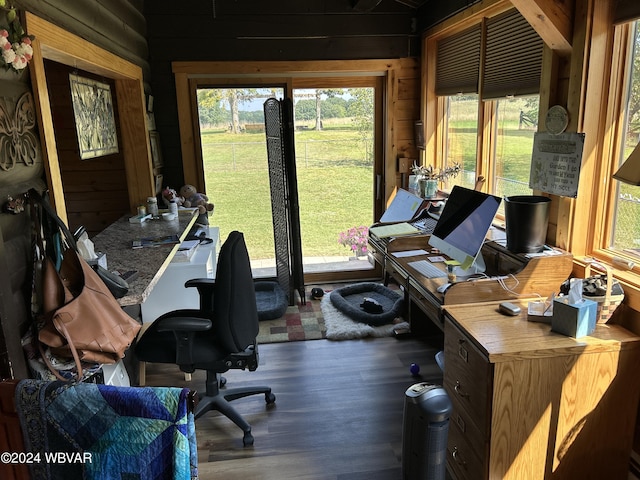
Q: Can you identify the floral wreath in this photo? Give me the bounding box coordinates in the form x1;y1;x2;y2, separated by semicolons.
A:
0;2;34;72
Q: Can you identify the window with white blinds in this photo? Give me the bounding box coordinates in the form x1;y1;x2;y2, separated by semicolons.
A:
435;8;543;99
482;9;544;99
435;25;482;96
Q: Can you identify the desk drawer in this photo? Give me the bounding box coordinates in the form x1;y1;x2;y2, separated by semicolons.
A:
408;279;441;326
444;321;492;437
447;416;487;480
448;395;486;466
384;258;408;285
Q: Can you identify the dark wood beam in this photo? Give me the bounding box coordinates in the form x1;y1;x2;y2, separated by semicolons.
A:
351;0;383;12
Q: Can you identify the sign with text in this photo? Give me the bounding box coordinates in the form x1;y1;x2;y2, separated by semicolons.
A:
529;132;585;197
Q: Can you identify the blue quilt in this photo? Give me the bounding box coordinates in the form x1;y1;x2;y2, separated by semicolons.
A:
16;379;198;480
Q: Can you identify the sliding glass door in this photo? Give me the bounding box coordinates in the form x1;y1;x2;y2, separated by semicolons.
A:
196;78;381;282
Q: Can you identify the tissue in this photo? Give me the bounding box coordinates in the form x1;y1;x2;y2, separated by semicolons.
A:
551;279;597;338
76;231;107;269
76;231;98;261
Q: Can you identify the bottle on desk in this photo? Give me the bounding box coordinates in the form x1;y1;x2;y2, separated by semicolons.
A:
168;200;178;215
147;196;158;216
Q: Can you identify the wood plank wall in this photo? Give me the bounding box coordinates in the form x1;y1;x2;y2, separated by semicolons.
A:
44;60;130;237
0;1;148;379
15;0;149;80
144;0;420;189
418;0;484;30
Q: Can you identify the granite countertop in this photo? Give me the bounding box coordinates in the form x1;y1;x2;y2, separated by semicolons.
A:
91;209;199;306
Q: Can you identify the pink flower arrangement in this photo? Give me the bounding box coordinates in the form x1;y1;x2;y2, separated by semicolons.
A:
0;3;34;73
0;28;32;71
338;226;369;257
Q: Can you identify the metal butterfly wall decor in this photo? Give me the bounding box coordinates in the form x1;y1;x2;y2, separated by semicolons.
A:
0;91;38;171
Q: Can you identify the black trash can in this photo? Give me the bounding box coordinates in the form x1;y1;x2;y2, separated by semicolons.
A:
504;195;551;253
402;383;452;480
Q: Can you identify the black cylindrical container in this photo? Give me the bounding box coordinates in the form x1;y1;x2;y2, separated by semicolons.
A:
504;195;551;253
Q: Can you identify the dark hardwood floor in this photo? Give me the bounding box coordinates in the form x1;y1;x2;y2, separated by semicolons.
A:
144;334;445;480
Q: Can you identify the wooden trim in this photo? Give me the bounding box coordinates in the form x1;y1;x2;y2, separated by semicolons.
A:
424;0;510;41
174;73;198;189
172;59;419;210
24;12;153;217
597;23;633;252
510;0;573;54
27;30;66;223
172;59;409;76
564;0;614;256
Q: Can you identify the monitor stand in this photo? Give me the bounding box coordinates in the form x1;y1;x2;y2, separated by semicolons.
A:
452;253;486;279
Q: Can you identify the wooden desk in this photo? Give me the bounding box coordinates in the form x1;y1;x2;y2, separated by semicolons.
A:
91;209;199;307
443;300;640;480
368;233;573;331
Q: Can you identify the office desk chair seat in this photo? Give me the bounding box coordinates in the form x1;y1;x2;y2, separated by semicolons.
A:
135;231;275;446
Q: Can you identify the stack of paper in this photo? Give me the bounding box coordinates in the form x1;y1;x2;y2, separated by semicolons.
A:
172;239;200;262
369;222;420;238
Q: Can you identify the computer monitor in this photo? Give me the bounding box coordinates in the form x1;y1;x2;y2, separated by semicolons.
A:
428;186;501;276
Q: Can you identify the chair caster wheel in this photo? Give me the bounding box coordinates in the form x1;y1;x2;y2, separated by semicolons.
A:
243;431;254;446
219;376;227;388
265;392;276;404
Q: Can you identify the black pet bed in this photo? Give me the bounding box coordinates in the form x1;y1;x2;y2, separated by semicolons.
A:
255;281;288;321
329;282;403;326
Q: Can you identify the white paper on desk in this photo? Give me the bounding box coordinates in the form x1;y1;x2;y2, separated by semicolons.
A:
370;222;420;238
392;249;429;258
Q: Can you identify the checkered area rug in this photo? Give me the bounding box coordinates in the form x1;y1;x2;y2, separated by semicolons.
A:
257;297;327;344
256;282;403;344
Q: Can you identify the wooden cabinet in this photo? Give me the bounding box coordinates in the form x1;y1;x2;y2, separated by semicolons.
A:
443;301;640;480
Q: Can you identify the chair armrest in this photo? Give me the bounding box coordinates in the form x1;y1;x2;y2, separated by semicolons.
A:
184;278;216;289
156;316;212;333
154;312;213;367
185;278;216;311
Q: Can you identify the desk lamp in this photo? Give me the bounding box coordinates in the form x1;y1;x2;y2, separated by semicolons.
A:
613;141;640;185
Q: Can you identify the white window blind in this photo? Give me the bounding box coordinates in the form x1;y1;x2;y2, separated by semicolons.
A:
435;24;482;96
435;8;543;99
482;9;544;99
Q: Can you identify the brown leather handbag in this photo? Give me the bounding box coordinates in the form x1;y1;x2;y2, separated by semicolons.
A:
29;189;140;380
38;248;141;380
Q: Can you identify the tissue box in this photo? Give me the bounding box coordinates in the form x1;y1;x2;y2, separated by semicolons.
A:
87;252;107;270
551;297;597;338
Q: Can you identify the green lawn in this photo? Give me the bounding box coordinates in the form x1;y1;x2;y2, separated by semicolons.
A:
202;117;640;260
202;126;373;259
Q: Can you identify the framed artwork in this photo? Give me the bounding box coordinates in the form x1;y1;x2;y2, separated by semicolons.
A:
69;74;119;159
414;120;425;150
149;131;163;169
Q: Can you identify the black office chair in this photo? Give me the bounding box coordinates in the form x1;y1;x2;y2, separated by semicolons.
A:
135;231;275;446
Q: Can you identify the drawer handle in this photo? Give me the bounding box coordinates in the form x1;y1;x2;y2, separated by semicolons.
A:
454;381;470;399
452;447;467;466
458;345;468;362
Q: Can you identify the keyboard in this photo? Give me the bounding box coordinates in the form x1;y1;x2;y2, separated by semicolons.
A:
408;260;447;278
410;216;438;234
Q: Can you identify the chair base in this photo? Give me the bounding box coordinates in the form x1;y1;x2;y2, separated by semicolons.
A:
195;371;276;446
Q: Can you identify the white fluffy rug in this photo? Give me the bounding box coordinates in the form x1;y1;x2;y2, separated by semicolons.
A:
321;294;409;340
